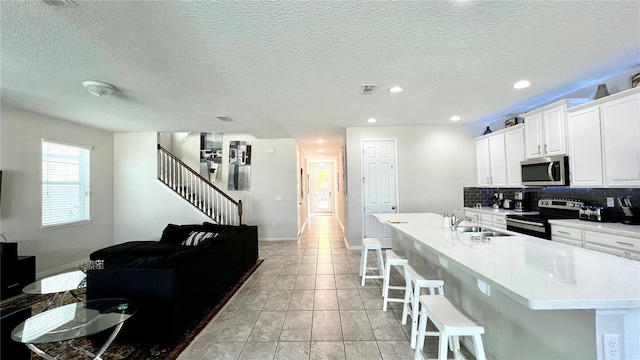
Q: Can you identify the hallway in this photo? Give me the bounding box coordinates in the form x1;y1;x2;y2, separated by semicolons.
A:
178;215;415;360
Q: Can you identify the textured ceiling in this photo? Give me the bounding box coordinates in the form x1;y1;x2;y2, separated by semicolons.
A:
1;1;639;157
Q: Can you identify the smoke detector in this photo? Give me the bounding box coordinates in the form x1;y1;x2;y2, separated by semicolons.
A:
360;84;378;95
217;116;233;122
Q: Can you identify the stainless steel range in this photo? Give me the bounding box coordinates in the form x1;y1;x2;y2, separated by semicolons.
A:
506;199;583;240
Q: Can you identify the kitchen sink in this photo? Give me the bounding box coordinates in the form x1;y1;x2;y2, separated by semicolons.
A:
456;226;488;233
456;226;511;238
465;231;511;238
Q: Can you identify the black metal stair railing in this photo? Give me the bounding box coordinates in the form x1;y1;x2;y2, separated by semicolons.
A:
157;144;242;225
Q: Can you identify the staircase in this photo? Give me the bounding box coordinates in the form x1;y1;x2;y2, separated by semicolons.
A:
157;144;243;225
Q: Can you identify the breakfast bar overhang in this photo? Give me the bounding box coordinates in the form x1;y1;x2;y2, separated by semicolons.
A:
372;213;640;360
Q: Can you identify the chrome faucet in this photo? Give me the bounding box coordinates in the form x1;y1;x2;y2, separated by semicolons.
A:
451;208;461;225
452;216;475;231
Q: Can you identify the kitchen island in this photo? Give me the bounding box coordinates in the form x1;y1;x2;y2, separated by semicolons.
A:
372;212;640;360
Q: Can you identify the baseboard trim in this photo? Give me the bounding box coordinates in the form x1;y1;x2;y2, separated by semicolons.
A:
259;237;298;241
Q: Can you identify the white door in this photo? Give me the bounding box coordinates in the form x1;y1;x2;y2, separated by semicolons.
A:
309;162;334;213
362;140;397;240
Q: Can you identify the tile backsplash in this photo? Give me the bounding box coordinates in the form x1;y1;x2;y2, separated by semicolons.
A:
464;186;640;211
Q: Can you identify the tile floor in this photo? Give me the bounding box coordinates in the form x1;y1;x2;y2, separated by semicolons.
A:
178;215;445;360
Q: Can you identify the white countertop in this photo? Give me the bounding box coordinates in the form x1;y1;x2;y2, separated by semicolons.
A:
549;219;640;239
464;206;538;216
372;212;640;310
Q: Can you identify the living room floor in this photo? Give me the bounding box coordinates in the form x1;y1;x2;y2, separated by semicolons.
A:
177;214;439;360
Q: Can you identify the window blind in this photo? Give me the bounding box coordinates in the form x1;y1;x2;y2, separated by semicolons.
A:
42;139;91;227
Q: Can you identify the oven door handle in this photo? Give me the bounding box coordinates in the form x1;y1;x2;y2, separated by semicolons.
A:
507;218;545;227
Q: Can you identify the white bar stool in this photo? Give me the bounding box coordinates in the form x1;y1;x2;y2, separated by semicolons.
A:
406;264;445;349
359;238;384;286
414;295;486;360
382;249;410;311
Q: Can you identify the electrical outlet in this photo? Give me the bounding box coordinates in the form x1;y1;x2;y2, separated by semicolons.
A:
607;197;615;207
603;334;620;360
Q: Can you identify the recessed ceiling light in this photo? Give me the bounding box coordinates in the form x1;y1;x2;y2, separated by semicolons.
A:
319;149;324;153
388;86;403;93
450;115;461;121
514;80;530;89
367;118;377;123
317;139;324;144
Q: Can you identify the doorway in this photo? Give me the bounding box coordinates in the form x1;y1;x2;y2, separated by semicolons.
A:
361;139;398;242
308;161;334;214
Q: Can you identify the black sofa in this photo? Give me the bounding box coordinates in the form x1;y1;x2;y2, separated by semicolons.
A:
1;305;32;360
86;222;258;340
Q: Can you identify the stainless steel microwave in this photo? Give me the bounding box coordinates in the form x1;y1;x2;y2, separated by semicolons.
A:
521;156;569;186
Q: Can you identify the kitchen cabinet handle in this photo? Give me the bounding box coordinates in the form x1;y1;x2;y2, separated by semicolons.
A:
537;145;541;154
558;231;572;235
615;241;635;247
544;144;548;154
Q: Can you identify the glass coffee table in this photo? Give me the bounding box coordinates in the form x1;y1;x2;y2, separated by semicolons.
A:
22;270;87;310
11;298;137;360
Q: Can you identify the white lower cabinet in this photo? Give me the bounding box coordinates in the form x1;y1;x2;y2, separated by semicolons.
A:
551;224;640;259
492;215;507;230
551;225;583;247
464;209;479;223
480;213;492;227
583;230;640;257
463;209;506;229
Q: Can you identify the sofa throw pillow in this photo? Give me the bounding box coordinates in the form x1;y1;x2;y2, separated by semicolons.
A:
182;231;219;246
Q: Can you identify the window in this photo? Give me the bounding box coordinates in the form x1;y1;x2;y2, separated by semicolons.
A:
42;139;91;228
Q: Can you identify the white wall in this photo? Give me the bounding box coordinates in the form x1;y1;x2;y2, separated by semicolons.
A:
114;132;299;242
170;132;201;172
247;138;298;240
113;132;212;242
0;107;114;276
345;124;476;248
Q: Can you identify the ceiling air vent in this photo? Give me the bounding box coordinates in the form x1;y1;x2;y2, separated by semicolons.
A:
43;0;79;7
217;116;233;122
360;84;378;95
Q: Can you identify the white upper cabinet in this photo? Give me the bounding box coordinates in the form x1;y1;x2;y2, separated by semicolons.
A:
476;137;491;187
504;126;524;187
475;125;523;187
542;105;567;157
524;105;568;159
522;100;587;160
524;112;544;159
601;92;640;187
567;87;640;188
488;135;507;186
567;105;604;187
